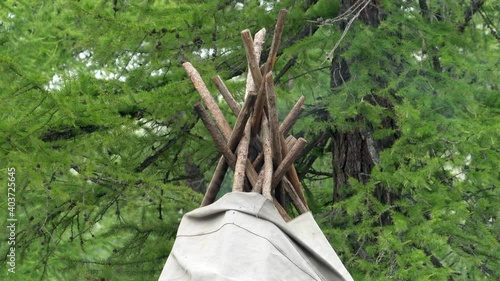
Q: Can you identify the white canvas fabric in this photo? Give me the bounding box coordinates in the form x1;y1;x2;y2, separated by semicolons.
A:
158;192;354;281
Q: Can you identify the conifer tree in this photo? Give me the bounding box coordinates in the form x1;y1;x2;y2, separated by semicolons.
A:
0;0;498;280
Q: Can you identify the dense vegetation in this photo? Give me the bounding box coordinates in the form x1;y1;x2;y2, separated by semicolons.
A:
1;0;498;280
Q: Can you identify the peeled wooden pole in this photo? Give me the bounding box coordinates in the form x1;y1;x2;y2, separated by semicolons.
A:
219;29;265;117
246;28;266;99
233;121;251;192
260;115;273;200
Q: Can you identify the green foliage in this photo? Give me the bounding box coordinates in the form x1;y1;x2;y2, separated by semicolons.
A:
1;0;498;280
310;1;499;280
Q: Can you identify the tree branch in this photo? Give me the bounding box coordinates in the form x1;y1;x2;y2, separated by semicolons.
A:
135;122;195;172
458;0;485;33
478;8;500;42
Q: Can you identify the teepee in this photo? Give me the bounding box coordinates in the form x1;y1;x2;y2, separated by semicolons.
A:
158;10;354;281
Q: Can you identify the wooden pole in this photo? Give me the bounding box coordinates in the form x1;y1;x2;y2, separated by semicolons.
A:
227;91;257;152
282;177;308;214
190;10;310;219
251;10;287;134
194;103;260;187
183;62;232;138
246;28;266;99
281;133;308;210
251;96;304;168
213;75;241;115
261;115;273;200
280;96;305;136
233;121;251;192
201;157;228;206
241;30;263;88
272;138;307;189
273;198;292;222
265;73;283;166
194;103;236;166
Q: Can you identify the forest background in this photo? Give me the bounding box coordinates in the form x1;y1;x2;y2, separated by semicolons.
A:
0;0;498;280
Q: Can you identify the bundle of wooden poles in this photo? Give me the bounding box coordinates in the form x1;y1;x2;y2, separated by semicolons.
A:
183;9;309;221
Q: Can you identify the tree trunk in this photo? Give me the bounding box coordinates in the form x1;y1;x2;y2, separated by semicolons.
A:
330;0;396;205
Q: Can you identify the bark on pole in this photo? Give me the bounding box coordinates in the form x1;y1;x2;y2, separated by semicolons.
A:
213;75;241;115
201;157;228;206
183;62;232;138
187;9;311;220
261;115;273;200
251;96;304;168
252;9;287;135
272;138;307;189
265;73;283;166
233;121;251;192
193;103;259;188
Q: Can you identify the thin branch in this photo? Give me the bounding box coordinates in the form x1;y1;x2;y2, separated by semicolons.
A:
135;122;195;172
323;0;371;64
274;55;297;84
478;8;500;42
279;66;330;86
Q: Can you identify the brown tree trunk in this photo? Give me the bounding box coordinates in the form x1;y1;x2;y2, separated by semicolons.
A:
330;0;396;205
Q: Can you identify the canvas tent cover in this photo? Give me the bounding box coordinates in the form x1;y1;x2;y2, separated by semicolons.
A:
158;192;354;281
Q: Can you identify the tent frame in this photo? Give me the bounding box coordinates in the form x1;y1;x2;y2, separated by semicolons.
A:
184;9;309;221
